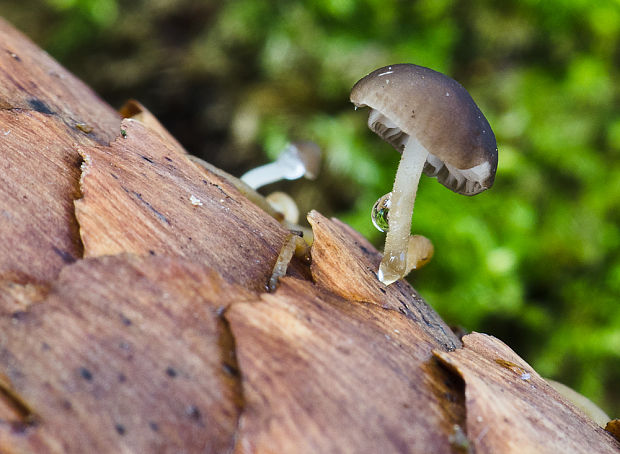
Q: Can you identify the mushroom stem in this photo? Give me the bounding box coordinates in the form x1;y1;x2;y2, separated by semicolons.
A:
240;144;307;189
241;160;295;189
378;136;429;284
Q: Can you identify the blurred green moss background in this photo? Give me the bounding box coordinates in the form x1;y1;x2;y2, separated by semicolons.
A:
2;0;618;416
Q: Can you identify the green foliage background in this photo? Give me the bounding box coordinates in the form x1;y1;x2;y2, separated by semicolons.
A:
3;0;619;415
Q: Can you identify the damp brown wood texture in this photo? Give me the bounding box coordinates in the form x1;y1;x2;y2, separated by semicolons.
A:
308;211;460;352
0;16;121;285
225;277;465;454
0;111;84;284
75;117;291;292
0;17;120;144
434;333;620;453
0;255;249;453
1;16;619;454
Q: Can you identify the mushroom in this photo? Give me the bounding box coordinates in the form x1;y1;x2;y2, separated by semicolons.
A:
240;141;321;189
265;191;300;224
351;64;498;285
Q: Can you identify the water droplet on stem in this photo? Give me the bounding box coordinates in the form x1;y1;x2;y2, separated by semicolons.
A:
371;192;392;232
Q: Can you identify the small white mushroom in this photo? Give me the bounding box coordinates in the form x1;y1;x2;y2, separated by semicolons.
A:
240;141;321;190
351;63;498;285
265;191;300;224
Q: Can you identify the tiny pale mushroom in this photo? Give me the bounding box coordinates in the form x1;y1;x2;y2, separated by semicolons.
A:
265;191;300;224
194;142;319;289
351;63;498;285
240;141;321;190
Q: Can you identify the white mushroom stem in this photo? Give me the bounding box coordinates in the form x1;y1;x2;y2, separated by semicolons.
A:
378;136;429;285
240;144;307;189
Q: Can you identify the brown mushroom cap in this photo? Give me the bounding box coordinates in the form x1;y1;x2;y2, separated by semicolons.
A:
291;141;322;180
350;64;498;195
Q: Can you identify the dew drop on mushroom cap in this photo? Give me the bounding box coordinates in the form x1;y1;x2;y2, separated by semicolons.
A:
351;63;498;285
